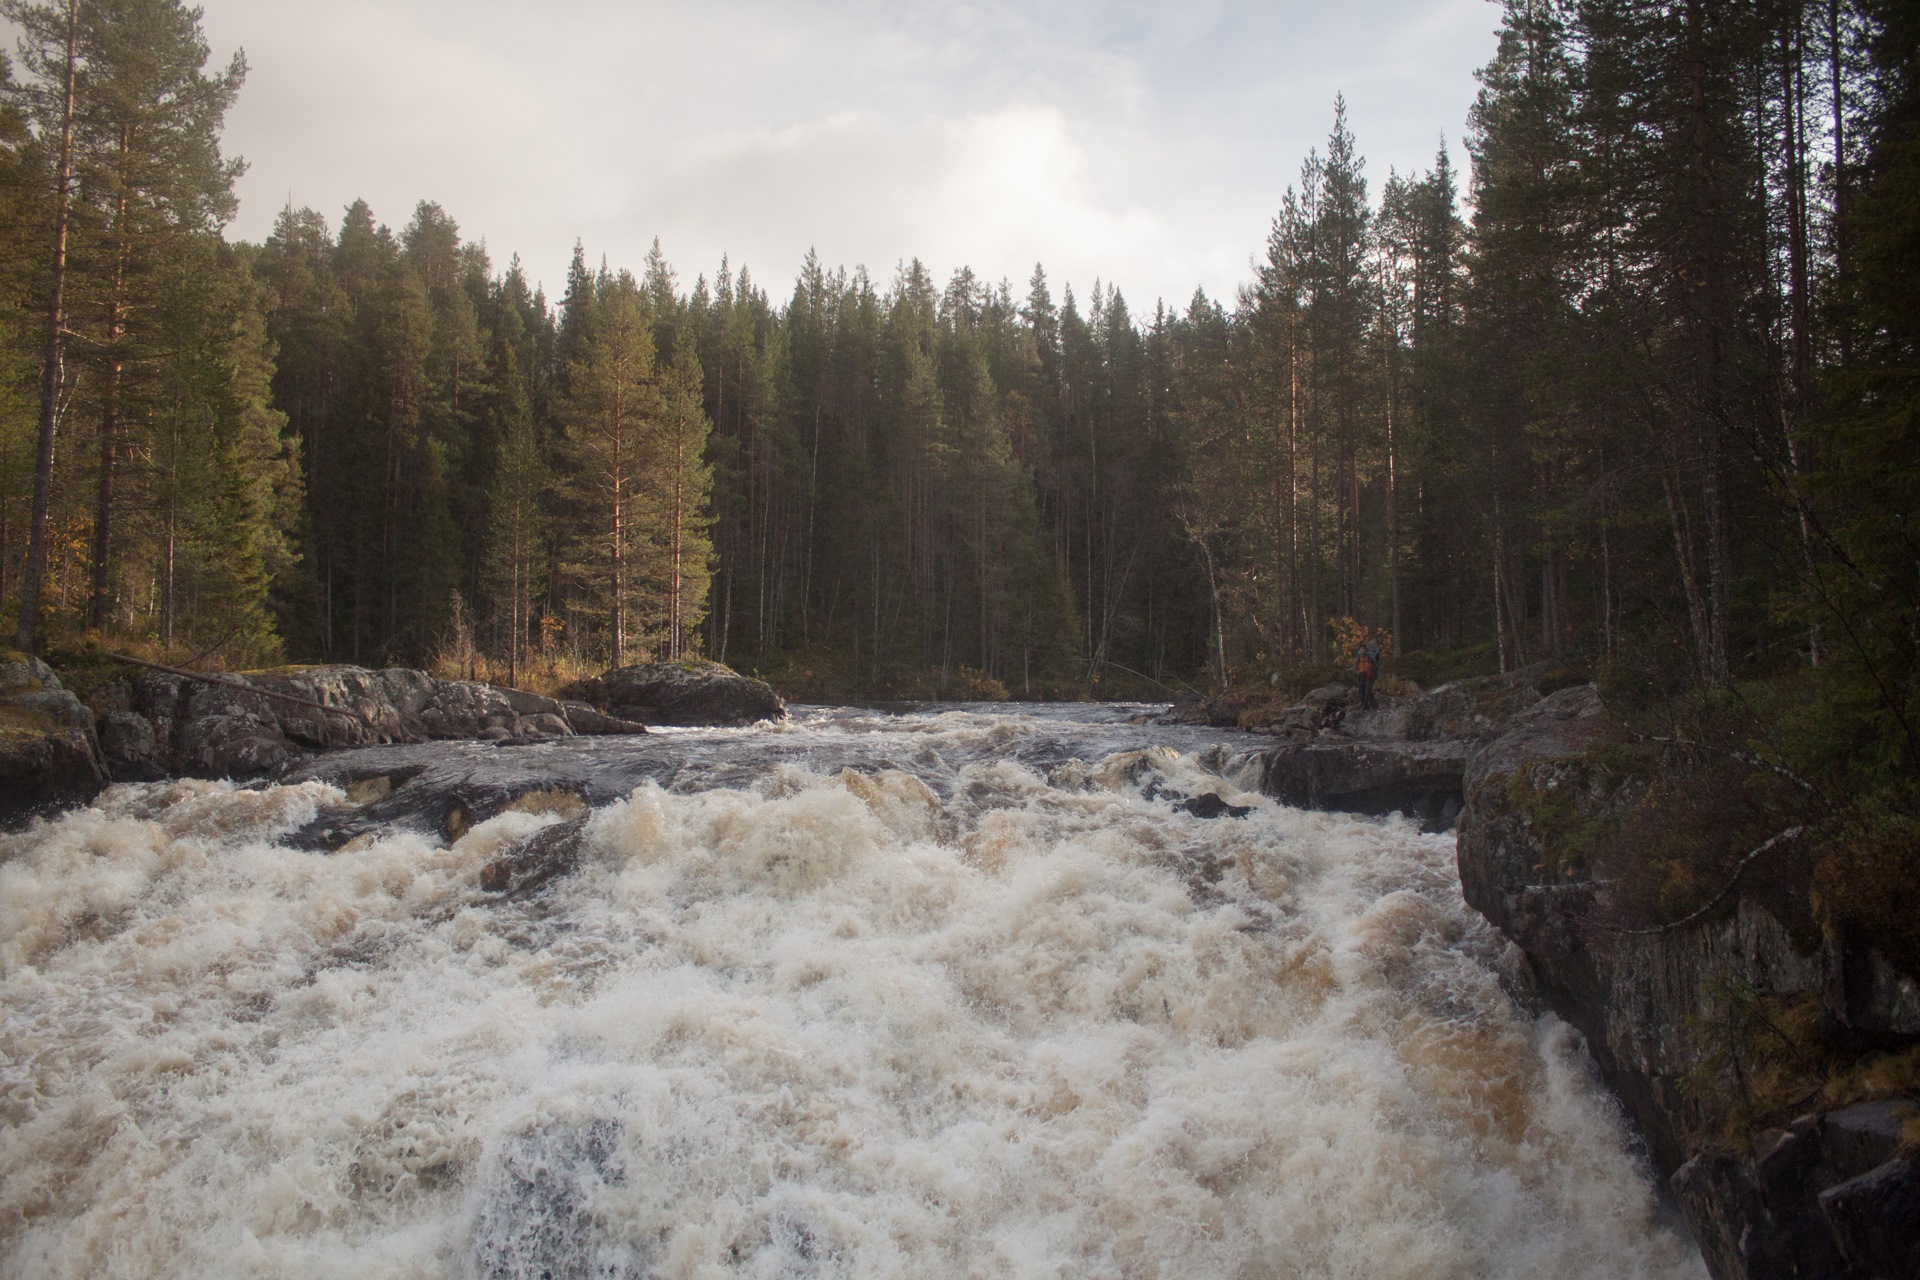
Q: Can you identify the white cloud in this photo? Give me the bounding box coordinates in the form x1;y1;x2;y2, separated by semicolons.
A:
191;0;1500;307
621;105;1165;294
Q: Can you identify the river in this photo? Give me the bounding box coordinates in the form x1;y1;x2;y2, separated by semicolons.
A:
0;703;1705;1278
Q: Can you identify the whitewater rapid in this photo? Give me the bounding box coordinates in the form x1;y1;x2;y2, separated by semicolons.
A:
0;704;1703;1279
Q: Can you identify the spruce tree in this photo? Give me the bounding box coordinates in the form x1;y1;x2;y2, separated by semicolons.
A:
646;337;713;661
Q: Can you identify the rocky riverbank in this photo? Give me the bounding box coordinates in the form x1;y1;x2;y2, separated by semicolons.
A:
0;657;785;822
1209;668;1917;1278
1167;665;1585;832
1454;687;1917;1279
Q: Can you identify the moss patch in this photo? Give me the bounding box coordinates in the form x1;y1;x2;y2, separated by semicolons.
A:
0;704;66;736
1391;643;1501;690
1500;758;1615;880
38;642;129;704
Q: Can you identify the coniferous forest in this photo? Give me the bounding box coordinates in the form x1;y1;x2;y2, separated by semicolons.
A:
0;0;1914;789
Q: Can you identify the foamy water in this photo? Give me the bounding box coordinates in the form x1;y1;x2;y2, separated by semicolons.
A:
0;705;1702;1279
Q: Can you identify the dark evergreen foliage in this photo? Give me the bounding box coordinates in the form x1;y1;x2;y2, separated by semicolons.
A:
0;0;1909;748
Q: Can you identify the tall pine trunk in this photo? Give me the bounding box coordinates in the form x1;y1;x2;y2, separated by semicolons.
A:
1686;0;1733;686
14;0;79;654
91;162;132;631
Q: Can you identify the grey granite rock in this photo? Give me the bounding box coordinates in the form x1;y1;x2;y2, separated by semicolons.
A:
559;660;785;727
0;656;106;820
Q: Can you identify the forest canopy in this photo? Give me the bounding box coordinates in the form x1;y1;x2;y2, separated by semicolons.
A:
0;0;1913;791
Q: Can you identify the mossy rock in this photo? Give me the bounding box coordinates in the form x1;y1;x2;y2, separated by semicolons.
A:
0;703;67;737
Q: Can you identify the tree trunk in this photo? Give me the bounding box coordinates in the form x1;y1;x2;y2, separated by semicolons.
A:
610;392;625;668
1385;316;1401;654
14;0;80;654
1663;457;1714;684
91;165;132;632
1686;0;1733;687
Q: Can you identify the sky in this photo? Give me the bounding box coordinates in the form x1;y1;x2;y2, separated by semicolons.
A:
192;0;1504;311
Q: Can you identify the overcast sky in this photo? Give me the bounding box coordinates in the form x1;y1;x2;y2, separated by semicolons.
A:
194;0;1502;310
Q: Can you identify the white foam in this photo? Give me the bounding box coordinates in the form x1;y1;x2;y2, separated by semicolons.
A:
0;717;1704;1279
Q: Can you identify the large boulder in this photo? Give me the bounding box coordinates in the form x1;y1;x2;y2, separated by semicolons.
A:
1228;667;1604;833
560;660;785;727
0;654;106;820
80;664;645;784
1259;738;1471;832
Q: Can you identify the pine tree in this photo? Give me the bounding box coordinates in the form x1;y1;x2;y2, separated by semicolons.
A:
483;326;543;686
0;49;41;611
5;0;81;651
146;238;299;658
72;0;245;632
558;271;654;666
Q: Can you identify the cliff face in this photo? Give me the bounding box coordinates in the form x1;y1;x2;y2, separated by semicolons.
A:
1455;687;1919;1280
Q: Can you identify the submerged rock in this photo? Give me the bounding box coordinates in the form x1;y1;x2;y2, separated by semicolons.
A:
1176;792;1252;820
469;1121;648;1280
0;655;106;820
478;817;589;898
560;659;785;727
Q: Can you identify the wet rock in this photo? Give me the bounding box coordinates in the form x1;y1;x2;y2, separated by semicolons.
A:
96;709;165;781
479;817;589;898
558;700;650;736
1155;694;1211;726
1669;1103;1920;1280
170;679;298;777
560;659;786;727
0;655;106;820
278;738;675;851
1259;739;1470;833
1228;667;1598;834
1260;682;1358;740
1820;1154;1920;1279
80;664;641;782
1175;792;1252;820
1673;1147;1797;1280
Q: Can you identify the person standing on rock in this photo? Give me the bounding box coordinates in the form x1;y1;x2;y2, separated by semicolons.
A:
1355;641;1380;711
